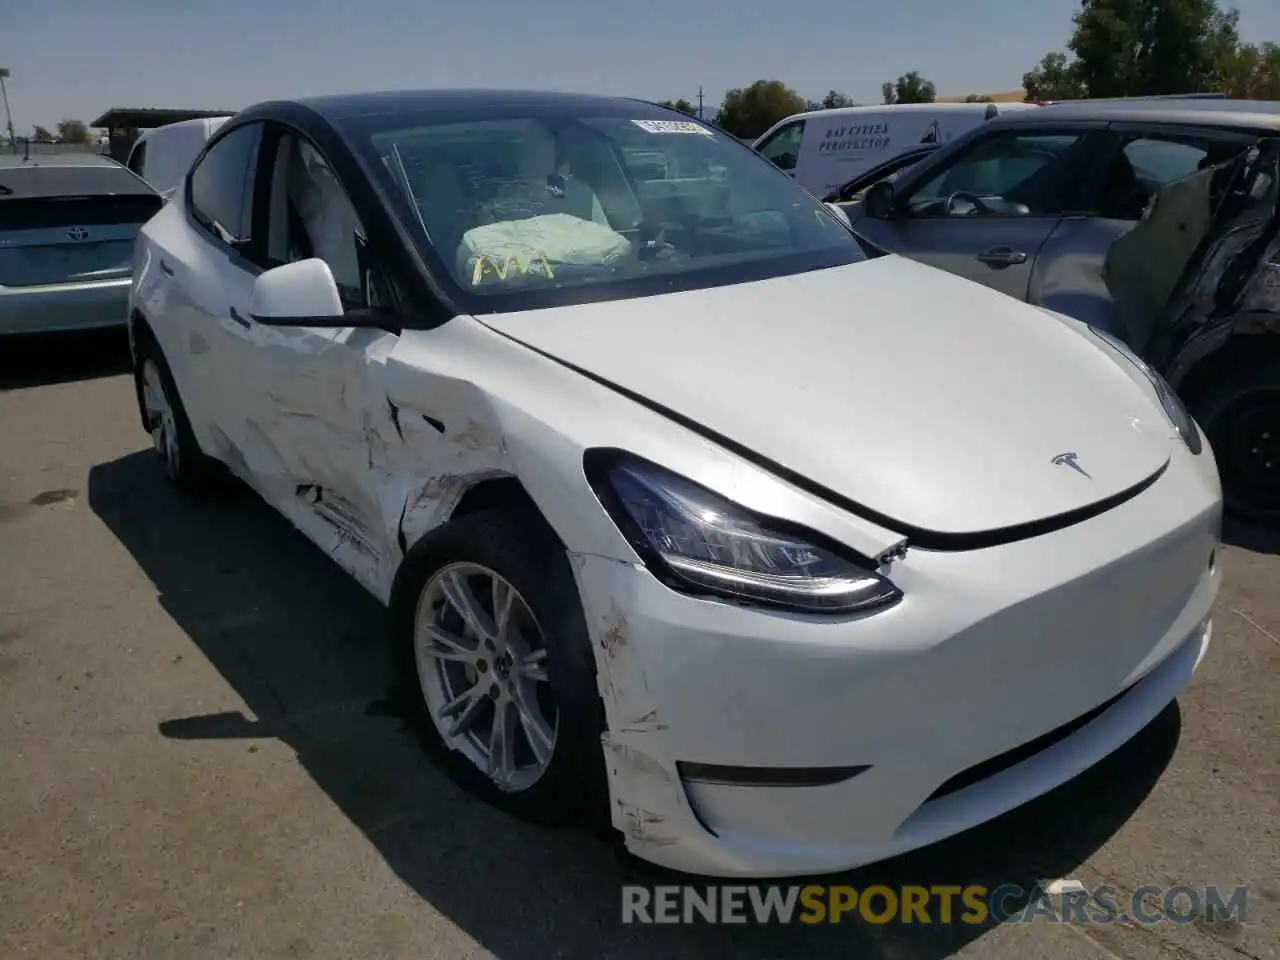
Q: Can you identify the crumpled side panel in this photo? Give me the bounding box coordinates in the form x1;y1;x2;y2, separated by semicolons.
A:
364;361;516;601
1159;140;1280;375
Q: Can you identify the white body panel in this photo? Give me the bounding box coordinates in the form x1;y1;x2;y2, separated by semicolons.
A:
130;165;1221;879
127;117;230;199
755;103;1039;199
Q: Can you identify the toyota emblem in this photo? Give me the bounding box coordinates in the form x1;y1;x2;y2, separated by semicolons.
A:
67;226;89;241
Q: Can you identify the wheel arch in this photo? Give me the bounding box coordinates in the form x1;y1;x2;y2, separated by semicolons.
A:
389;473;566;616
1176;331;1280;407
1175;330;1280;522
129;308;158;432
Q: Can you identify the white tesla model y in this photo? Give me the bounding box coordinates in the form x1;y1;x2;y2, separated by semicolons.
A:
127;89;1222;878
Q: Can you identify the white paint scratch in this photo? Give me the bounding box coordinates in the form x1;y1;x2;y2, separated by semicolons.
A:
1231;607;1280;648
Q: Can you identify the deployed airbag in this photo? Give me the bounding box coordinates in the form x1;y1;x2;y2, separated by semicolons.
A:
457;213;632;286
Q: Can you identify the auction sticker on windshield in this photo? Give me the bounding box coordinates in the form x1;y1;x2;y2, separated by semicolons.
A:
631;120;715;136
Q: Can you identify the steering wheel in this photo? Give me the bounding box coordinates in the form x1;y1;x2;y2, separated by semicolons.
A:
944;191;992;216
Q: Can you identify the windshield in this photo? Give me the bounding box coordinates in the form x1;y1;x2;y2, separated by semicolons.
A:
346;104;866;314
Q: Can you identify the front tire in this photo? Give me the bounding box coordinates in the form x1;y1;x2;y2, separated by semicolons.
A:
390;507;609;826
1192;358;1280;525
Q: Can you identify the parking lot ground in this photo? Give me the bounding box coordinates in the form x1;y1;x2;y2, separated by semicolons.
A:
1;332;1278;960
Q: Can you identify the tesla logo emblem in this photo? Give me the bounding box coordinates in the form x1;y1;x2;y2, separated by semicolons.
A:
1051;451;1092;479
67;226;89;241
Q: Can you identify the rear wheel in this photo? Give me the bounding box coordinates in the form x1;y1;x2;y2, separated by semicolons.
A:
133;336;226;495
1192;359;1280;524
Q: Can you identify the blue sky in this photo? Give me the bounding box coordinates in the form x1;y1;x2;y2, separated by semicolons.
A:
4;0;1279;131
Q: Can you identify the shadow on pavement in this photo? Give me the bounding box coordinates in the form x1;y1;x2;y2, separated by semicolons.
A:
88;449;1182;959
1222;516;1280;556
0;329;132;391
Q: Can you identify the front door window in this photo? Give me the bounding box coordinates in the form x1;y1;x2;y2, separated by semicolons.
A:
904;132;1086;218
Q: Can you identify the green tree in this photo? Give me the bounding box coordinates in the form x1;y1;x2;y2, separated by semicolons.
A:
822;89;856;109
713;80;806;138
56;118;89;144
656;98;698;117
32;124;54;141
881;71;937;104
1025;0;1249;99
1218;41;1280;98
1079;0;1237;95
1022;51;1088;100
963;93;995;102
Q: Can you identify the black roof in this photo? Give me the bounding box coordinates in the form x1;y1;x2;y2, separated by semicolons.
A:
0;155;156;199
276;88;667;122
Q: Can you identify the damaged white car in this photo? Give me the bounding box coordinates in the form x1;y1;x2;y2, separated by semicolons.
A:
128;90;1223;878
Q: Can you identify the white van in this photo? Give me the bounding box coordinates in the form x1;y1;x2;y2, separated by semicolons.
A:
126;116;231;200
753;101;1040;199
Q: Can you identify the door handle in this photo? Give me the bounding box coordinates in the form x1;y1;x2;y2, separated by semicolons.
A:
228;307;251;329
976;246;1028;267
159;259;175;277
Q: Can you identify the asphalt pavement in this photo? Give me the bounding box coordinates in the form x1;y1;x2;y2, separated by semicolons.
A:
1;330;1277;960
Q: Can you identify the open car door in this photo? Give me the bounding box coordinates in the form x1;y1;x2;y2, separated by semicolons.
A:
1102;137;1280;523
1102;137;1280;375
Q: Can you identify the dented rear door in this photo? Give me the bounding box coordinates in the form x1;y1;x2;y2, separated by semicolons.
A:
1030;124;1261;355
1158;137;1280;381
247;321;401;569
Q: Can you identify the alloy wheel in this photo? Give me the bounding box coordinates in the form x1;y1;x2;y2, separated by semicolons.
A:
1221;391;1280;517
413;562;557;792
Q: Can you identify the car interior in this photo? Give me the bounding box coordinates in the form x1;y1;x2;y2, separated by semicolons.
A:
373;120;827;290
266;134;369;307
903;135;1082;217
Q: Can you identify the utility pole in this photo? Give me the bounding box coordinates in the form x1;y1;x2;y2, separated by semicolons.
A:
698;86;704;121
0;68;14;148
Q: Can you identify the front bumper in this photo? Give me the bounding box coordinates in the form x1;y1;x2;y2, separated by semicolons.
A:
571;452;1221;878
0;277;130;336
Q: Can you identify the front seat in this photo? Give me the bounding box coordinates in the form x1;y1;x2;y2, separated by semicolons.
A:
288;141;364;301
485;125;607;226
1100;152;1149;221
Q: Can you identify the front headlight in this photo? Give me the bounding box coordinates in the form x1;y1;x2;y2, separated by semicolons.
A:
585;451;902;614
1088;326;1202;455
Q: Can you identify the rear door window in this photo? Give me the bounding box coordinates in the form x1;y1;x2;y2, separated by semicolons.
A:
1095;134;1249;221
188;123;263;246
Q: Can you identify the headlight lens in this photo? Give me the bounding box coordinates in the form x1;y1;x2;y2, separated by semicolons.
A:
586;452;902;614
1088;326;1202;455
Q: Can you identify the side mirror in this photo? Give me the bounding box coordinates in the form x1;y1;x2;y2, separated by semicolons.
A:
864;181;897;220
249;258;386;329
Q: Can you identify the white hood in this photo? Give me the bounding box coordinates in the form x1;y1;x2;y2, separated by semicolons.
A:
477;255;1174;536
